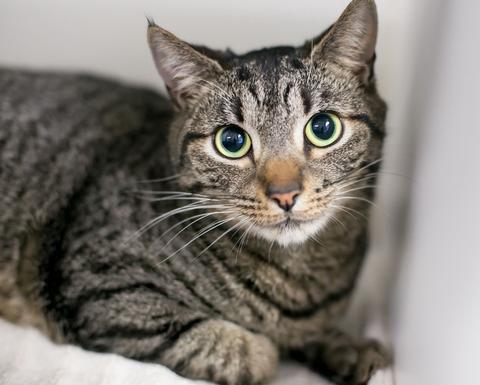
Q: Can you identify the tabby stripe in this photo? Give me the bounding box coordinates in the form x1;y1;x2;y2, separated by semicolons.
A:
238;341;254;385
216;251;355;319
190;241;267;324
300;87;312;114
17;98;120;215
233;96;244;123
135;318;206;361
70;281;191;315
248;84;261;106
87;323;173;340
179;132;210;167
349;114;385;138
172;346;204;372
167;260;222;315
283;83;292;107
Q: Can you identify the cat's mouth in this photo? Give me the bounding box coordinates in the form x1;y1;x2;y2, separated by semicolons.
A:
267;216;310;228
252;212;331;246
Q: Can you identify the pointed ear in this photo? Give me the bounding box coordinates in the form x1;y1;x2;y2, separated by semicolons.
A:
311;0;378;82
147;21;223;108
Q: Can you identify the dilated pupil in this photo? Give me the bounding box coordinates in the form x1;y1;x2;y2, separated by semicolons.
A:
312;114;335;140
221;126;245;152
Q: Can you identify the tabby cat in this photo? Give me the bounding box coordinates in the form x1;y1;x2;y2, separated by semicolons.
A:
0;0;389;384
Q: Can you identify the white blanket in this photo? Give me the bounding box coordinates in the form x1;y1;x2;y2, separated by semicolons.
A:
0;318;393;385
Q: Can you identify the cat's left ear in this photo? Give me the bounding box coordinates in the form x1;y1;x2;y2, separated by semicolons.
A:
310;0;378;82
148;21;223;109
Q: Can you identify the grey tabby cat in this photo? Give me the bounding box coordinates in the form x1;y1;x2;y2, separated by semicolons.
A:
0;0;389;384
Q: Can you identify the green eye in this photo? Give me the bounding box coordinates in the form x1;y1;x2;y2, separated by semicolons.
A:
305;112;343;148
214;125;252;159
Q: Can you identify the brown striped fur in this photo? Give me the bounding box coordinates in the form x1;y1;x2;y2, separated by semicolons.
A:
0;1;389;384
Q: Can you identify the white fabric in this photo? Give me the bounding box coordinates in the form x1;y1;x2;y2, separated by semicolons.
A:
0;318;392;385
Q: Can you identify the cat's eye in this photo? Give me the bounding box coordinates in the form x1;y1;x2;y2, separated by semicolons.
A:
214;125;252;159
305;112;343;148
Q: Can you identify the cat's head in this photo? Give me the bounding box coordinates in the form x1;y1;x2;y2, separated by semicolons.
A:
148;0;386;246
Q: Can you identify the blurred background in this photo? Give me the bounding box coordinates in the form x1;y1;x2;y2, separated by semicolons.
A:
1;0;479;384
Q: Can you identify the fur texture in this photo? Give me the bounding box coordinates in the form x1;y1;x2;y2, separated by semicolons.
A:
0;1;389;384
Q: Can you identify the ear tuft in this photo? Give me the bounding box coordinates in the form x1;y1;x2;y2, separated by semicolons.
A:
312;0;378;81
146;16;157;28
147;25;223;108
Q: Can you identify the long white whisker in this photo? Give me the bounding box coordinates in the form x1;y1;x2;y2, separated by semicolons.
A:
267;237;276;264
157;215;240;266
125;202;230;244
137;196;216;203
194;217;248;261
135;174;183;184
350;158;383;176
330;204;357;220
337;174;379;190
163;210;235;248
330;204;369;222
328;213;348;231
159;211;224;240
334;196;379;208
339;185;378;195
131;190;210;198
234;222;254;263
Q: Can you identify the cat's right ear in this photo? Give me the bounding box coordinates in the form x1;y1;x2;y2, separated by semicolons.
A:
308;0;378;83
147;20;223;109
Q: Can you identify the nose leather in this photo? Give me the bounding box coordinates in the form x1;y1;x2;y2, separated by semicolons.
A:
267;181;301;212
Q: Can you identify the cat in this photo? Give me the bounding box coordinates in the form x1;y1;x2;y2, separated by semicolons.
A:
0;0;389;384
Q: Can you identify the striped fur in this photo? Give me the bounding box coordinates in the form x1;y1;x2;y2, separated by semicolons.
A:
0;1;389;384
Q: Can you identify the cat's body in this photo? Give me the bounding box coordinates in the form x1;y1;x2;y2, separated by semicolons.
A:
0;1;389;384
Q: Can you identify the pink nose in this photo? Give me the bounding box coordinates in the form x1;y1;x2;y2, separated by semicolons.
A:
267;181;301;212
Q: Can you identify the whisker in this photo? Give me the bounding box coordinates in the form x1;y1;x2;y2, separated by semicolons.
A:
157;215;240;266
163;210;235;248
159;211;225;240
125;202;231;244
336;174;379;190
328;213;348;231
330;204;369;222
338;184;378;195
130;190;210;198
125;201;203;243
334;195;379;209
135;174;183;184
194;217;248;262
267;237;276;264
351;158;384;176
137;195;216;203
330;204;357;220
234;222;255;263
310;233;328;248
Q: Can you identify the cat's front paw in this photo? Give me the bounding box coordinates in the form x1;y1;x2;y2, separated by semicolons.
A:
161;319;278;385
323;339;390;385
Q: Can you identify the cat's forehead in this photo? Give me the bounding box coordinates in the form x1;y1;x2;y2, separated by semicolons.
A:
230;47;305;82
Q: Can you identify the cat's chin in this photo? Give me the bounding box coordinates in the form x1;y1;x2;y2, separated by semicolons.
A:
253;215;330;247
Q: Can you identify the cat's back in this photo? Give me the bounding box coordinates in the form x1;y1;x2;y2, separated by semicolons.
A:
0;68;171;331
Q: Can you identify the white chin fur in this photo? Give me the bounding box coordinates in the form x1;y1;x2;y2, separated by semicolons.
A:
254;216;330;247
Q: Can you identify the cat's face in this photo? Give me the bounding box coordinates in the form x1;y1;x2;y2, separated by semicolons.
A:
148;0;386;246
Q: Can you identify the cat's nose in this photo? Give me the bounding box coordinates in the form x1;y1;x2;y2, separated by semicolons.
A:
267;181;301;212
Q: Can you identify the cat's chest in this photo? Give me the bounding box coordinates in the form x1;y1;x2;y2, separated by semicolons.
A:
191;246;361;346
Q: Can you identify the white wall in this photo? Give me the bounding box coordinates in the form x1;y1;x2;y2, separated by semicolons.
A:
394;0;480;384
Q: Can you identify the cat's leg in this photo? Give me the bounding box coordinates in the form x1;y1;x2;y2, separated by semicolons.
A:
71;289;278;385
0;318;213;385
157;319;278;385
290;327;390;385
